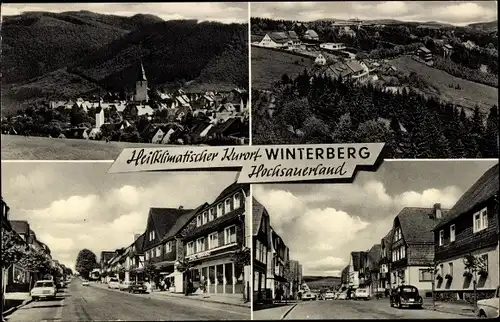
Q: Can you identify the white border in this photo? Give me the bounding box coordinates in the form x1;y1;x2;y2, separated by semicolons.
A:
248;1;252;147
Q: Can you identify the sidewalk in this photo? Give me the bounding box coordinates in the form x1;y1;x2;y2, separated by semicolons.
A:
423;301;477;317
90;282;250;308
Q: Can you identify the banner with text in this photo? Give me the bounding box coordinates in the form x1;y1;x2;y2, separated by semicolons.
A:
108;143;385;183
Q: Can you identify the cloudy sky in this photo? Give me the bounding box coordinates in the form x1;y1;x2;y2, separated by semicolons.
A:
1;2;249;24
254;160;498;277
2;162;239;272
251;1;498;26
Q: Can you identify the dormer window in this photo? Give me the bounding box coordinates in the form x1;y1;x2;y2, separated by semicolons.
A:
149;231;155;241
225;198;232;213
450;225;455;242
196;215;202;227
217;203;224;217
233;193;241;209
203;211;208;224
473;208;488;233
209;208;216;221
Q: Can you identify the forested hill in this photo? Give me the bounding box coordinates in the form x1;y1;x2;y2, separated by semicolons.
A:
1;11;162;84
73;20;249;91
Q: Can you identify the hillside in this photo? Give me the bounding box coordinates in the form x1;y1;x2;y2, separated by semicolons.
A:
303;276;341;290
1;11;161;84
467;20;498;32
1;14;249;115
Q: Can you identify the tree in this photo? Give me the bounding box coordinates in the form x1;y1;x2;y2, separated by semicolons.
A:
483;106;499;158
463;253;488;311
144;262;158;281
75;249;98;279
356;119;392;143
230;246;251;302
1;230;28;269
276;99;311;135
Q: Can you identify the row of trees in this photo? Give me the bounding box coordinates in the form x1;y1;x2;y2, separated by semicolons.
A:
253;71;499;159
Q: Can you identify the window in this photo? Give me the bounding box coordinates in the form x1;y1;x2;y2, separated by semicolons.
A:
202;211;208;224
209;208;216;221
156;246;161;257
145;251;149;260
196;215;202;227
187;242;194;256
196;237;205;252
233;193;241;209
217;203;224;217
473;208;488;233
439;264;444;275
208;232;218;249
224;225;236;244
450;225;455;242
165;241;172;253
439;230;444;246
401;246;406;258
481;254;488;273
225;198;232;213
448;263;453;276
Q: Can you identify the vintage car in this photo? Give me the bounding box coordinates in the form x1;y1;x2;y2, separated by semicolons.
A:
30;280;57;301
301;291;317;301
129;281;149;294
324;291;335;300
390;285;423;309
108;278;120;289
354;288;370;300
477;286;499;318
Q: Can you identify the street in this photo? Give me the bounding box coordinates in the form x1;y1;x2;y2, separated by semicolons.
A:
257;299;475;320
4;281;250;321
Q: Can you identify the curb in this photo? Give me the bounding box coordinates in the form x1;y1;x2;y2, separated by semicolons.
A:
424;306;477;317
2;297;33;318
281;303;298;320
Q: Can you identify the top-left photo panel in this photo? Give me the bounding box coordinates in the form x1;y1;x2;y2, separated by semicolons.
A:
1;2;250;160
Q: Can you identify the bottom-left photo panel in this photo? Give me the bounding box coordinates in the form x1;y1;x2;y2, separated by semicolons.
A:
1;162;252;321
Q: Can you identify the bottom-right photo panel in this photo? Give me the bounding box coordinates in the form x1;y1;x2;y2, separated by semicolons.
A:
251;160;499;320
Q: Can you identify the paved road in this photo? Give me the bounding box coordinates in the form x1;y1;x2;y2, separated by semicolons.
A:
5;281;250;321
279;299;475;320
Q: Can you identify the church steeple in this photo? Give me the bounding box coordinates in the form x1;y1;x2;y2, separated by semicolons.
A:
139;62;147;81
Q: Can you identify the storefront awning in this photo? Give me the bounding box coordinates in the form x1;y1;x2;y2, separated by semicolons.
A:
163;271;182;278
154;261;176;270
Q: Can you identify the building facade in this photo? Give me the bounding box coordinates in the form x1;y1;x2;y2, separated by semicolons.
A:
378;231;392;291
390;205;447;296
433;163;499;302
268;228;290;300
252;198;273;304
181;183;250;297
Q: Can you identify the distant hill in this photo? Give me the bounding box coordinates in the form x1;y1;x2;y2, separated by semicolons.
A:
303;276;341;290
1;12;248;114
467;20;498;32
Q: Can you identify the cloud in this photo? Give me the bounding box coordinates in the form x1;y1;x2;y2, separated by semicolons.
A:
254;179;462;276
1;2;249;24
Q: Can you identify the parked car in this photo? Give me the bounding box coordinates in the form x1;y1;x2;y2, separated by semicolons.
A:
324;291;335;300
82;280;90;286
477;286;499;318
108;278;120;289
129;281;149;294
302;291;317;301
119;281;134;291
354;288;370;300
390;285;423;309
30;280;57;301
337;292;348;300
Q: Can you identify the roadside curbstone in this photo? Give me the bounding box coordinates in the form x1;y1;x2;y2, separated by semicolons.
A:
281;303;298;320
2;297;33;318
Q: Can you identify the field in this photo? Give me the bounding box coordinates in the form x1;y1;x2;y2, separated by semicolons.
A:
1;135;176;160
390;56;498;113
303;276;341;290
251;46;314;89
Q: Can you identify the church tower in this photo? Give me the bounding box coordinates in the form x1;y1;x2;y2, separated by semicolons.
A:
134;62;149;102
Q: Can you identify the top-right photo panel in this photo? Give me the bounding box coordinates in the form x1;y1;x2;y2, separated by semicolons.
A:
251;1;498;159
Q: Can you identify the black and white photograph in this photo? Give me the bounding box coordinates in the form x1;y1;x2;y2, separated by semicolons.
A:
1;2;250;160
1;163;251;321
251;1;499;159
252;160;499;319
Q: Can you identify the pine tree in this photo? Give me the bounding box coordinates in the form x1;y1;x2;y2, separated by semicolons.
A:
483;106;499;157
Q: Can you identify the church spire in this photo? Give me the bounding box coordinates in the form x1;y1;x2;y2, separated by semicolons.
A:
139;62;147;81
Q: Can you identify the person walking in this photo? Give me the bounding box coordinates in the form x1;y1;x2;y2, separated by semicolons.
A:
166;278;171;292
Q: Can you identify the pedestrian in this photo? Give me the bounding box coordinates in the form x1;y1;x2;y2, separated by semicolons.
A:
166;278;171;292
160;279;165;291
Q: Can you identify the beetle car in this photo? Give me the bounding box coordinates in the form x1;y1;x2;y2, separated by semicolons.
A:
390;285;423;309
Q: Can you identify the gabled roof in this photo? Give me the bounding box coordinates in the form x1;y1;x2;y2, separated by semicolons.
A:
419;46;431;53
305;29;319;38
146;207;194;244
346;61;364;74
351;251;366;271
184;207;245;240
367;244;381;270
252;198;265;236
161;203;209;242
395;207;449;244
269;32;291;44
133;233;145;254
212;182;245;205
381;230;392;248
434;163;499;230
10;220;30;235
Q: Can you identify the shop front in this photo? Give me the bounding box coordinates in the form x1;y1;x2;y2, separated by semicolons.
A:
188;252;244;296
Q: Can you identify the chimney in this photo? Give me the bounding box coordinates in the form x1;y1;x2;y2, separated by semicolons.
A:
434;203;442;219
179;206;184;210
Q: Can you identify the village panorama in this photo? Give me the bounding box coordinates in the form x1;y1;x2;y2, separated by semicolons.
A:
2;63;249;146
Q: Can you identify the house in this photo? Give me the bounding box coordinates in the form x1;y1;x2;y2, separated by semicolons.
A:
319;43;346;51
314;53;327;66
181;182;250;297
253;198;273;304
258;32;302;49
269;227;290;300
134;62;149;102
378;230;392;291
417;46;433;65
303;29;319;41
462;40;477;50
432;163;499;301
390;205;448;296
443;44;453;58
348;251;368;290
1;198;12;231
141;207;195;284
365;244;382;296
208;118;245;139
100;251;115;282
340;265;350;290
151;127;167;144
6;221;36;295
320;60;369;83
288;260;302;299
58;133;66;139
338;26;356;37
123;234;145;284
